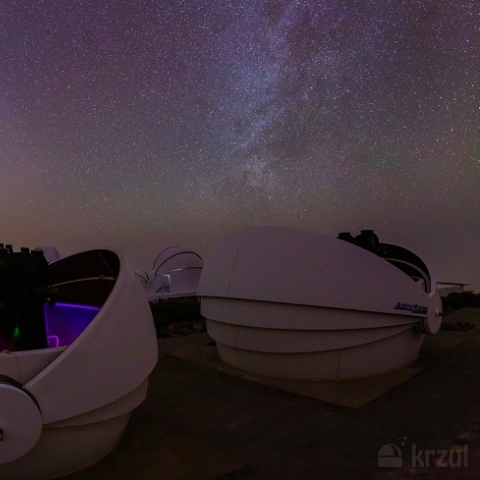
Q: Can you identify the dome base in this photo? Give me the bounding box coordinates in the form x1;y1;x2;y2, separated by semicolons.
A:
0;414;130;480
208;319;425;380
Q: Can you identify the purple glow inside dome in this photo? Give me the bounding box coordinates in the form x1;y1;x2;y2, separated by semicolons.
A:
0;303;100;351
44;302;100;348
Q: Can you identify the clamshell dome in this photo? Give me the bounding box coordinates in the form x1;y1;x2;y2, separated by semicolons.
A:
146;245;203;300
197;226;442;380
152;245;203;275
0;248;158;479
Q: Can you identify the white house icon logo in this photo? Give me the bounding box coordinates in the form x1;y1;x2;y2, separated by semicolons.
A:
378;444;403;467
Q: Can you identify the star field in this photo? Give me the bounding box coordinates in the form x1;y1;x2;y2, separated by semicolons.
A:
1;0;479;289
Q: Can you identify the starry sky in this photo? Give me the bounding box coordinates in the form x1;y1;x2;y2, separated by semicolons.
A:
1;0;479;291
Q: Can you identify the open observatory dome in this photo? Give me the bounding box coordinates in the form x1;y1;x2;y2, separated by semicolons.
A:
197;226;442;380
139;245;203;301
0;246;158;480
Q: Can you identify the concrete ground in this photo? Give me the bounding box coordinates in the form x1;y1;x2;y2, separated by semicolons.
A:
62;308;480;480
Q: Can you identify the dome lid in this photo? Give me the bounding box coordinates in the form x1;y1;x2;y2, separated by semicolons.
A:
197;226;432;317
152;246;202;276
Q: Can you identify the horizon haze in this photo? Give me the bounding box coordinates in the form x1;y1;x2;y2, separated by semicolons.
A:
1;1;479;292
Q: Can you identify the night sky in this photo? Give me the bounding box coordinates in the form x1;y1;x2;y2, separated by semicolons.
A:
1;1;479;291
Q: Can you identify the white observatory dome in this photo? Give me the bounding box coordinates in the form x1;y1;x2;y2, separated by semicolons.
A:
197;226;442;380
145;245;203;301
0;248;158;480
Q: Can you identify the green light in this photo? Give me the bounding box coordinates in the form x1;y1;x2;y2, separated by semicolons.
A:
13;327;20;341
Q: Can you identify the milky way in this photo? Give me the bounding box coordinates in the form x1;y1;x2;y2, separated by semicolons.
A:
1;1;479;288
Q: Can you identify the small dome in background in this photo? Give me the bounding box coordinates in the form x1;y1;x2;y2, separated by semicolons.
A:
134;269;151;286
136;246;203;301
152;245;203;276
